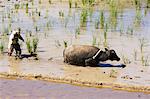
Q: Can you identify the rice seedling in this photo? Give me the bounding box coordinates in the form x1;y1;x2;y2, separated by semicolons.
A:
69;0;72;8
95;19;100;29
49;0;51;4
55;40;61;48
139;38;147;66
109;0;118;30
121;55;131;64
75;0;78;8
134;9;142;27
14;4;20;10
59;11;64;17
103;23;108;47
26;38;32;54
134;0;141;9
39;0;42;4
75;27;80;35
26;36;39;55
0;42;4;54
109;69;117;78
126;26;134;35
26;3;28;13
100;11;104;29
89;0;95;6
82;0;86;6
32;37;39;53
63;41;68;48
133;49;137;61
143;56;149;66
147;0;150;8
31;0;34;5
80;9;88;27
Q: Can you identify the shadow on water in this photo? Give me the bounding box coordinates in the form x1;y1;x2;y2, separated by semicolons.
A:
98;63;126;68
21;54;37;59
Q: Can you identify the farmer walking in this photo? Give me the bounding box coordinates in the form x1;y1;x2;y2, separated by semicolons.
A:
8;28;24;58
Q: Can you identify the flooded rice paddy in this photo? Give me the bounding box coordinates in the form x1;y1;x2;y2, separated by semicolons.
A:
0;0;150;92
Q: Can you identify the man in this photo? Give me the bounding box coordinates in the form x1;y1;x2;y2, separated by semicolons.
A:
8;28;24;58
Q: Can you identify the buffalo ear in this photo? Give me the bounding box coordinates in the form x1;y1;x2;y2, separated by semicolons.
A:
105;48;108;51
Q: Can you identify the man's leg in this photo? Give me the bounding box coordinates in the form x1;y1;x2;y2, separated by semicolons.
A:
8;45;14;56
14;44;21;57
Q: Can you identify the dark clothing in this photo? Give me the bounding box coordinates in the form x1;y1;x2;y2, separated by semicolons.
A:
12;34;24;44
9;43;21;57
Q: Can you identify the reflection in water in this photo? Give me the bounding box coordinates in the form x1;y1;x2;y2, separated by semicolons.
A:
8;58;21;74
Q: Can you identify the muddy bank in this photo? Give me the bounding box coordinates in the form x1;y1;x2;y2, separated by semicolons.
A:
0;78;150;99
0;72;150;93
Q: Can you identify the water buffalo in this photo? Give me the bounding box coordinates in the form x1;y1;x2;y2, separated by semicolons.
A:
63;45;120;66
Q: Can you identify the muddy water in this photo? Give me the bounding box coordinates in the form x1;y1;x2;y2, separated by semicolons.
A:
0;0;150;92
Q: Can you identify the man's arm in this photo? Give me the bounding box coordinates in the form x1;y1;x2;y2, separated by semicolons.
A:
19;35;24;42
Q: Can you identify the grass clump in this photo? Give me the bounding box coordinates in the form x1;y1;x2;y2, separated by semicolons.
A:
32;37;39;53
26;38;32;54
26;37;39;55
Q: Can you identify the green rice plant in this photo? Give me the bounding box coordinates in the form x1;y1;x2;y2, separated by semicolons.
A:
142;56;149;66
109;69;117;78
75;27;80;35
39;0;41;4
31;0;34;5
59;11;64;17
0;42;4;54
133;49;137;61
126;26;134;35
63;41;68;48
26;38;32;54
134;0;141;9
89;0;95;6
32;37;39;53
69;0;72;8
103;23;108;47
134;9;142;27
100;11;104;29
82;0;86;6
49;0;51;4
75;0;78;8
14;4;20;10
109;0;118;30
121;55;131;64
147;0;150;8
139;38;146;66
80;9;88;27
95;19;100;29
26;3;28;13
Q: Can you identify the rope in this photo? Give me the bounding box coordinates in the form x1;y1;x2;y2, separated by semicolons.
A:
92;49;101;59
